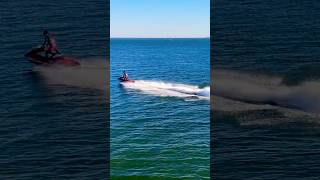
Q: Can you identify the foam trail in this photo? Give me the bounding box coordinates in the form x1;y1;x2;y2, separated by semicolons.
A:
33;59;107;91
213;70;320;114
122;80;209;100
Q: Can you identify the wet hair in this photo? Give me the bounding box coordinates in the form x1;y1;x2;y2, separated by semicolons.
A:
43;30;48;35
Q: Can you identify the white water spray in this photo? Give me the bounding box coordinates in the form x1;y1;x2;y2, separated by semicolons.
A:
213;70;320;113
121;80;210;100
33;59;107;91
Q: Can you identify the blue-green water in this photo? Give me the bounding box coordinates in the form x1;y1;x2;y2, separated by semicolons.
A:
110;38;210;179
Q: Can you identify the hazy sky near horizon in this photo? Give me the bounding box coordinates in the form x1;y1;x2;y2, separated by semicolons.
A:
111;0;210;38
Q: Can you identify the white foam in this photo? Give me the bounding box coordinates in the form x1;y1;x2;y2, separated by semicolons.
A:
33;59;107;91
121;80;209;100
213;70;320;114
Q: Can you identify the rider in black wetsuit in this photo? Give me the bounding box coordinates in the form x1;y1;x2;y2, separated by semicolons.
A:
122;70;129;80
42;30;60;58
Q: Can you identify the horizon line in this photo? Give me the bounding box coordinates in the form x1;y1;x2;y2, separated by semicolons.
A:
110;37;210;39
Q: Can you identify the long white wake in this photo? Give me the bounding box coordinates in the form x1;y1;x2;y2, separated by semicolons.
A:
33;59;107;91
213;70;320;113
121;80;210;100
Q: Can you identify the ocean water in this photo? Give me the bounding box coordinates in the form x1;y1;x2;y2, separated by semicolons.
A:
110;38;210;179
212;0;320;179
0;0;108;179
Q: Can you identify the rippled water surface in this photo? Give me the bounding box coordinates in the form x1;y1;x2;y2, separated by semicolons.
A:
212;0;320;179
0;0;108;178
110;38;210;179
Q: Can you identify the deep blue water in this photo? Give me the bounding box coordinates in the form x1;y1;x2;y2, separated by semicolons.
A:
110;38;210;179
212;0;320;179
0;0;108;179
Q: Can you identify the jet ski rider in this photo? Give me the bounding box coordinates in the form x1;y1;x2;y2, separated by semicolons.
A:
122;70;129;80
42;30;60;58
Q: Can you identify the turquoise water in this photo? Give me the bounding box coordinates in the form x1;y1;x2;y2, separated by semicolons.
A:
110;38;210;179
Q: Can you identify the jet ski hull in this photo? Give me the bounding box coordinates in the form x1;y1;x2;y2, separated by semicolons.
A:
118;77;135;83
25;48;80;67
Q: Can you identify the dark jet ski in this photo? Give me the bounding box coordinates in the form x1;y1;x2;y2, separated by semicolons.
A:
118;76;135;83
25;47;80;67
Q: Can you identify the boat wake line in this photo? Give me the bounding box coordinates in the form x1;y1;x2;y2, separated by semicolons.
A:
212;70;320;125
121;80;210;100
33;59;107;91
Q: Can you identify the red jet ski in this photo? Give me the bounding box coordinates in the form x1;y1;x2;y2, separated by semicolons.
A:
25;47;80;67
119;76;135;83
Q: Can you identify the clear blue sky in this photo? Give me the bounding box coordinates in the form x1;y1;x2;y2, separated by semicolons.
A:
111;0;210;38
